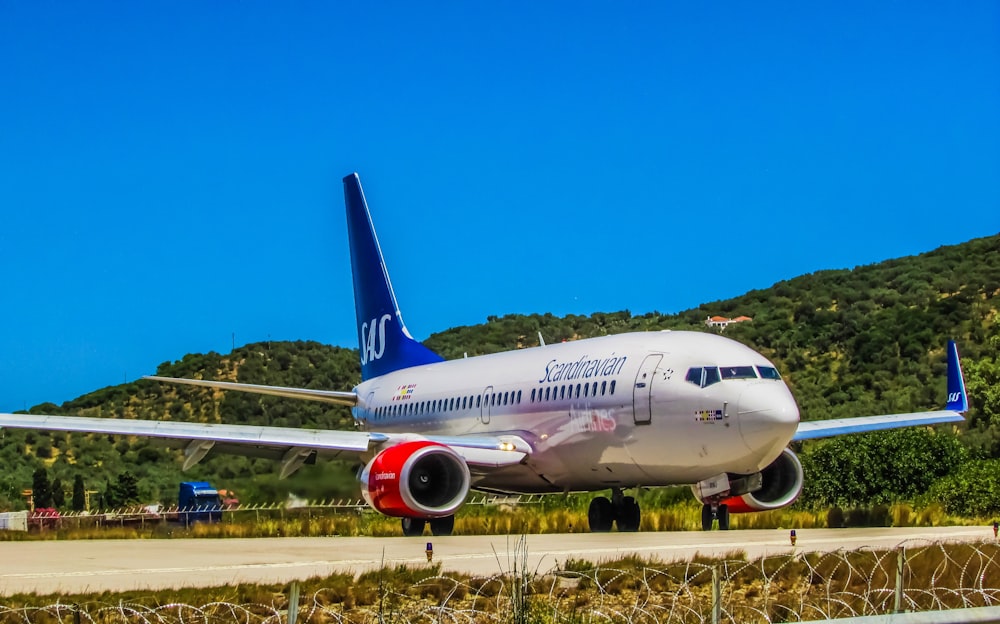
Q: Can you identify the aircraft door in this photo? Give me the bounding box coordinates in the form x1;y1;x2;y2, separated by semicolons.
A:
633;354;663;425
481;385;493;425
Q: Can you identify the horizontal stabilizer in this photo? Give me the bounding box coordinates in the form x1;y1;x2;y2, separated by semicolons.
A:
143;376;358;406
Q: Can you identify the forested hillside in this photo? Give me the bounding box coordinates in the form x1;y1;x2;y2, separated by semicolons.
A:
3;234;999;513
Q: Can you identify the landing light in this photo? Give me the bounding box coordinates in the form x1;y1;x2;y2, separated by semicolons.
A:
499;442;516;452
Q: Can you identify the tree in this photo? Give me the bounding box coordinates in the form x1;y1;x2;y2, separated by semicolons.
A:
800;428;968;508
105;471;140;508
31;467;52;509
51;477;65;509
928;460;1000;516
72;475;86;511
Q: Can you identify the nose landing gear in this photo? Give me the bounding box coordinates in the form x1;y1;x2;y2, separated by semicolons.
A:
701;502;730;531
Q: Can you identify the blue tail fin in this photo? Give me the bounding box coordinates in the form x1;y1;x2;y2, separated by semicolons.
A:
343;174;444;380
945;340;968;413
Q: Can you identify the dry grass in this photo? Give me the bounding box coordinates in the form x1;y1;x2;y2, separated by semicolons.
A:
2;540;999;623
0;501;984;542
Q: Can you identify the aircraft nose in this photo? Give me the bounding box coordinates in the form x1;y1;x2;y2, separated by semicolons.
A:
737;382;800;457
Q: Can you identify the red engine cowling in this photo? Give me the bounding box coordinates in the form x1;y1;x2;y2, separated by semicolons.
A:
358;441;471;518
722;448;804;513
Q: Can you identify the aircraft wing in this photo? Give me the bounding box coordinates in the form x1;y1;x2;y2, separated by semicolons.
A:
0;412;528;476
792;340;969;441
793;410;965;441
143;376;358;406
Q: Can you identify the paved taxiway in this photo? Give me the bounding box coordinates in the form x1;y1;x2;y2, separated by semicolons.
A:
1;526;993;596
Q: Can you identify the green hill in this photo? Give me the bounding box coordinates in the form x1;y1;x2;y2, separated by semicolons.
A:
3;234;999;512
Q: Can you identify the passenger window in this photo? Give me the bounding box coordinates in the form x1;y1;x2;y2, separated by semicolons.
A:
583;383;589;397
476;396;481;408
601;381;607;395
559;386;565;400
610;380;616;394
592;382;598;396
531;388;536;402
721;366;757;380
517;390;522;404
503;392;509;405
545;387;551;401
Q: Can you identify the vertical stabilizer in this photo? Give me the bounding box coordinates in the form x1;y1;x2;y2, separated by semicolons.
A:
343;174;444;380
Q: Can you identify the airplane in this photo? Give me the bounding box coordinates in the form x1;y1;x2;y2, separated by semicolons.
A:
0;173;969;536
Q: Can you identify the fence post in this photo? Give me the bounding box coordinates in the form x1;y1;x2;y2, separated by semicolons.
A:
287;581;300;624
894;546;905;613
712;565;721;624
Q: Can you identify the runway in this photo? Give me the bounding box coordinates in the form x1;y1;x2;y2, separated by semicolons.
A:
0;526;993;596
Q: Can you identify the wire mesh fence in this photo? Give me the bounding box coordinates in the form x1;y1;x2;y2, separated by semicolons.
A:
1;538;998;623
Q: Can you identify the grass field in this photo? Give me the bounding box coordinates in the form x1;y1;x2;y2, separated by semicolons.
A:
1;538;998;623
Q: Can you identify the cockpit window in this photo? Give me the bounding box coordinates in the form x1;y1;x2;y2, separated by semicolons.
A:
757;366;781;380
685;368;701;385
685;366;721;388
720;366;758;380
704;366;720;386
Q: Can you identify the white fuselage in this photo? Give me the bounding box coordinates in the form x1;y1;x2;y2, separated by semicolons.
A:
352;330;800;494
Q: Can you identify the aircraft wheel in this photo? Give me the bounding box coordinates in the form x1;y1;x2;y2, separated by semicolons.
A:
701;504;714;531
717;504;730;531
430;515;455;536
615;496;641;532
588;497;614;532
401;517;426;537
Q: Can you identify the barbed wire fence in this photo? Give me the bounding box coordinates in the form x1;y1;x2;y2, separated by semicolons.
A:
2;538;998;623
6;494;548;531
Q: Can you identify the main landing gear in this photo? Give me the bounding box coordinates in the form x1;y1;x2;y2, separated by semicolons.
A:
401;515;455;537
587;488;641;532
701;502;730;531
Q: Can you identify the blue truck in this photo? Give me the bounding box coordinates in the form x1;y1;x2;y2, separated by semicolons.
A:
178;481;223;524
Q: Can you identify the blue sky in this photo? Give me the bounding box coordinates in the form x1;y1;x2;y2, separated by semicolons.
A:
1;2;998;412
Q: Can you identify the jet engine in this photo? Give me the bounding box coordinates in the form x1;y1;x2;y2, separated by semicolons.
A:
721;448;804;513
358;440;471;518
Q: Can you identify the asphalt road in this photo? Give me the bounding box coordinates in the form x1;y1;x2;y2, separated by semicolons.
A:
1;526;993;596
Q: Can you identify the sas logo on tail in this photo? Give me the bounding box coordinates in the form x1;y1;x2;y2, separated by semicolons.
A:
360;314;392;365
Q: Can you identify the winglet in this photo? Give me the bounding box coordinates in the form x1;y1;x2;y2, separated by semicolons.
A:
945;339;968;413
343;174;444;381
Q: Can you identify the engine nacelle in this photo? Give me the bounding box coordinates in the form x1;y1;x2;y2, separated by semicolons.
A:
724;448;803;513
691;448;804;513
359;440;471;518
